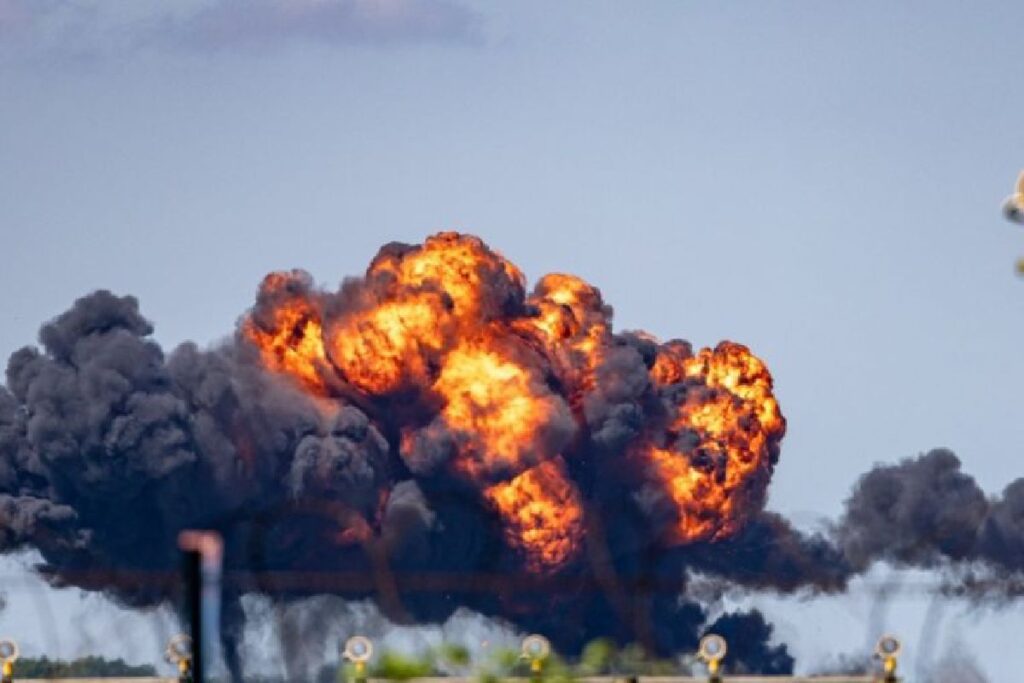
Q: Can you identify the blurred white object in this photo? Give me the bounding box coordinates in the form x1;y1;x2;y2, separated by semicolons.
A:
0;639;18;664
520;634;550;661
342;635;374;663
165;633;192;665
1003;171;1024;224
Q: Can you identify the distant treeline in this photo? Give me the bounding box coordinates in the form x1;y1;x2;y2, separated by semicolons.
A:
15;655;157;678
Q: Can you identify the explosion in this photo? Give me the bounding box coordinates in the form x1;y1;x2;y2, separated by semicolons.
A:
243;271;328;394
0;231;830;679
7;231;1024;680
644;342;785;543
243;232;785;571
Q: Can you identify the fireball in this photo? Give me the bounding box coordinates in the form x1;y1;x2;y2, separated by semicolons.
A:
242;232;786;571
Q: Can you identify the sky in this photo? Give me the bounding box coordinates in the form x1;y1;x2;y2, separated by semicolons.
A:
1;0;1023;679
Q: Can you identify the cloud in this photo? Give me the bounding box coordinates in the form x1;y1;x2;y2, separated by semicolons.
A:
0;0;102;56
0;0;482;63
170;0;483;50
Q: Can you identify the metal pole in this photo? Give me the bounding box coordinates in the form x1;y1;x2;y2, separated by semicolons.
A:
178;530;224;683
182;548;203;683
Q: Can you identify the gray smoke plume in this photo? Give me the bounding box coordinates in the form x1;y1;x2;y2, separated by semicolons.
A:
2;237;1021;679
0;290;395;678
838;448;1024;583
924;646;990;683
0;285;808;677
702;610;793;675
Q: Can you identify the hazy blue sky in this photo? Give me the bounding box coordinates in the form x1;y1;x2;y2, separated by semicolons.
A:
2;0;1023;679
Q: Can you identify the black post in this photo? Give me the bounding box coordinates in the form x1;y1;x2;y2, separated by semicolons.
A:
182;548;203;683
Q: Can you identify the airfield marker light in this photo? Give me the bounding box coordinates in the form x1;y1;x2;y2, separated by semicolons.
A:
165;634;193;683
875;635;901;682
697;634;727;683
0;639;18;683
343;636;374;681
521;634;551;677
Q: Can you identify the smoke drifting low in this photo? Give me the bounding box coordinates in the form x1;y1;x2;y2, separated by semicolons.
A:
839;448;1024;581
0;233;1019;678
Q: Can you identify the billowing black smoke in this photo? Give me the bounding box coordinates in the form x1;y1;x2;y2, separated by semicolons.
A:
1;286;1020;679
703;610;793;675
0;288;837;677
838;448;1024;583
0;291;392;676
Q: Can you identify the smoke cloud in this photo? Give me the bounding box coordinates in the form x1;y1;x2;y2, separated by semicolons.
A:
0;233;1020;678
838;448;1024;582
702;610;793;675
923;645;991;683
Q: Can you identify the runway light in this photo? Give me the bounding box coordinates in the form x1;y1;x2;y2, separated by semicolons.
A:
164;634;193;682
875;635;901;682
0;639;18;683
342;635;374;681
521;634;551;675
698;634;727;680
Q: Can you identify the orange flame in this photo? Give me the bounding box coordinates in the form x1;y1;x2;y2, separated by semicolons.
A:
514;273;609;400
484;458;584;572
242;233;786;570
369;232;526;321
643;341;785;543
433;339;572;482
328;293;449;395
243;272;327;394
